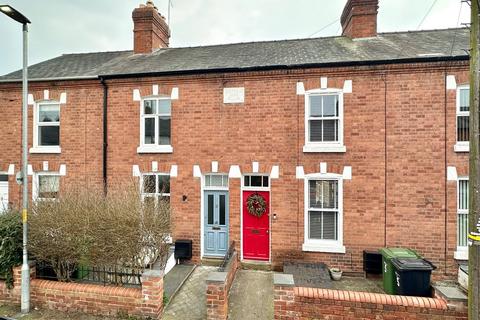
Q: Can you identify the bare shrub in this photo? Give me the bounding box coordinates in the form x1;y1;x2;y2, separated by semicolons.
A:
29;179;171;282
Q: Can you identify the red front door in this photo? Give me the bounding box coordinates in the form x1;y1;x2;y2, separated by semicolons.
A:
242;190;270;261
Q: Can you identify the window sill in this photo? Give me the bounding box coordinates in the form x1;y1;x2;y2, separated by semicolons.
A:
454;249;468;260
454;143;469;153
29;146;61;154
302;243;346;254
303;144;346;153
137;145;173;154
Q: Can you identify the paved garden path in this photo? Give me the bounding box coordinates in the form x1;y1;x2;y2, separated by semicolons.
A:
227;270;274;320
162;266;216;320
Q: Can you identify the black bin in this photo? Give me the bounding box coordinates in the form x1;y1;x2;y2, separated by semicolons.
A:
174;239;192;260
363;250;382;274
391;258;435;297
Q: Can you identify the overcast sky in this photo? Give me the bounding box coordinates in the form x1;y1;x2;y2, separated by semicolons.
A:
0;0;470;76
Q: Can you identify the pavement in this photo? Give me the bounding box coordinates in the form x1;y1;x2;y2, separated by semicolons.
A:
162;266;216;320
227;270;274;320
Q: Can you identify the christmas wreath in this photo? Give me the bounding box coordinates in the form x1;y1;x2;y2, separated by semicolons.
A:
246;193;267;218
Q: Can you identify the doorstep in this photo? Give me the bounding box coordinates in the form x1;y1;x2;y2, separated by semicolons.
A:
201;256;224;267
241;259;272;271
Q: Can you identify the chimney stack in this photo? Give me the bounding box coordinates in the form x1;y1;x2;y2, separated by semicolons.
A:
132;0;170;54
341;0;379;39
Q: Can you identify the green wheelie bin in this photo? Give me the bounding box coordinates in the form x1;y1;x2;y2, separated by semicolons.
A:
379;248;420;294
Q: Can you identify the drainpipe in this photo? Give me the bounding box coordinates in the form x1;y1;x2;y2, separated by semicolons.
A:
100;77;108;195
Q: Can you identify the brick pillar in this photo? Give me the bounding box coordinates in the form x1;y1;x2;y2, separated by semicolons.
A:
141;270;164;319
273;274;297;320
10;263;36;304
206;272;228;320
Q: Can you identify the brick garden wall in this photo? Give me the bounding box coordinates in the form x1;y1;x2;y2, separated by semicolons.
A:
273;275;467;320
206;251;240;320
0;266;164;319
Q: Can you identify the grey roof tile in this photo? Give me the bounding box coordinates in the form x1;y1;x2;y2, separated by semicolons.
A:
0;28;469;82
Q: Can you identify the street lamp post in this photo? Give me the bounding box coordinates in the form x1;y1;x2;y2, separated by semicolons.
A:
0;4;31;314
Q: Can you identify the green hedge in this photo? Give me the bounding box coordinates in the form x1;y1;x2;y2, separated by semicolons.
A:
0;211;22;288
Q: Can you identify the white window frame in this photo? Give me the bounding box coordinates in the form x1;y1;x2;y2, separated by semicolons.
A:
140;173;170;203
204;173;229;191
303;88;346;153
33;172;61;201
303;173;345;253
454;85;470;153
137;96;173;154
455;177;469;260
30;101;61;154
0;172;9;213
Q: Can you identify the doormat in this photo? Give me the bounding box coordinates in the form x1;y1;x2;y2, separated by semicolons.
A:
283;261;332;288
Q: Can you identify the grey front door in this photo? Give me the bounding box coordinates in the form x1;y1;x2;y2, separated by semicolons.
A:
204;191;229;257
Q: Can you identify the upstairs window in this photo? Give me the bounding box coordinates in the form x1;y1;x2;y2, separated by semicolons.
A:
31;102;61;153
139;97;172;153
304;90;345;153
455;85;469;152
141;173;170;205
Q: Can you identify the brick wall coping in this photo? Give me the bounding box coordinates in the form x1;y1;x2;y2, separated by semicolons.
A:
206;271;228;283
294;287;448;310
32;279;142;298
142;269;164;278
273;273;295;287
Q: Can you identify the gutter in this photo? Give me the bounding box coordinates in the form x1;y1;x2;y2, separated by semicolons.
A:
0;75;97;83
100;77;108;194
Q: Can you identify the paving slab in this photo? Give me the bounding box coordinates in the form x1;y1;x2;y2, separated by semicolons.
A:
227;270;273;320
162;266;216;320
283;261;332;288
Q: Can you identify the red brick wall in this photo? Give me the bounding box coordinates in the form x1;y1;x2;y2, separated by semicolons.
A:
206;251;239;320
0;61;469;277
0;266;163;319
274;285;467;320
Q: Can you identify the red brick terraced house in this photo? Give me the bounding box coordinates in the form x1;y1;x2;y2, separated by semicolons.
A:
0;0;472;278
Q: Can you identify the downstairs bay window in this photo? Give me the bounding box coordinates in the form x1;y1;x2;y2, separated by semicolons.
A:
138;97;172;153
455;177;469;260
303;175;345;253
34;173;60;201
141;173;170;205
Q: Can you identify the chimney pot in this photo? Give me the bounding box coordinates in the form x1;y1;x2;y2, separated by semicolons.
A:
341;0;379;39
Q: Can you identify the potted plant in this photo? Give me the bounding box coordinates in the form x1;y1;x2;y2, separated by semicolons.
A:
330;267;343;281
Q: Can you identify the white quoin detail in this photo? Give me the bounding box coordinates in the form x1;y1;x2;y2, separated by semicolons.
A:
342;166;352;180
59;164;67;176
28;94;34;105
7;164;15;175
252;162;259;173
446;75;457;90
320;162;327;174
320;77;328;89
228;165;242;178
171;87;179;100
132;165;141;177
343;80;352;93
152;84;159;95
152;161;158;172
447;166;458;181
60;92;67;104
27;165;33;176
211;161;218;173
270;165;279;179
170;165;178;177
193;165;202;178
42;161;49;171
296;166;305;179
296;82;305;95
133;89;141;101
43;90;49;100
